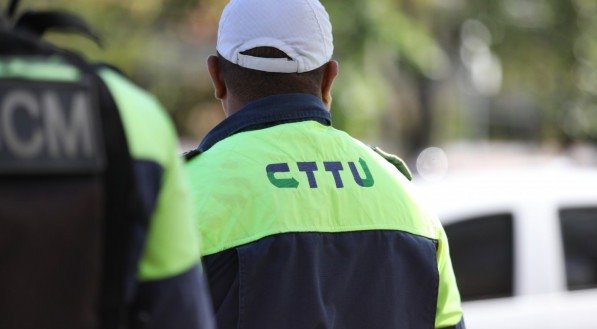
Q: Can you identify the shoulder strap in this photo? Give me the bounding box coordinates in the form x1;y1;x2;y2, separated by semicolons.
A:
371;146;413;181
93;72;147;329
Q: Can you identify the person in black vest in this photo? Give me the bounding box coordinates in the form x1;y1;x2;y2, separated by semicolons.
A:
0;2;215;328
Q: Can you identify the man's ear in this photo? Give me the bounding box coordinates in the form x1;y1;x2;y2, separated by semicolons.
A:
207;55;226;100
321;60;339;109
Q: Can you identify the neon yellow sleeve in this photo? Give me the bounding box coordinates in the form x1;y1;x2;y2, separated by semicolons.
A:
435;224;465;328
99;68;201;280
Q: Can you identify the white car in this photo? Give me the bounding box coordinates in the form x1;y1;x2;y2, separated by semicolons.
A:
416;164;597;329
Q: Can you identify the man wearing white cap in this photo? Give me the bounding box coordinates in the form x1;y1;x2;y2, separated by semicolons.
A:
185;0;465;328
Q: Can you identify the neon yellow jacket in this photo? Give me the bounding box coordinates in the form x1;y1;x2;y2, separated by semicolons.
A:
186;93;464;329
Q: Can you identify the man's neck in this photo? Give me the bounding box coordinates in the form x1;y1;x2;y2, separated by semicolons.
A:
224;92;325;117
223;97;247;117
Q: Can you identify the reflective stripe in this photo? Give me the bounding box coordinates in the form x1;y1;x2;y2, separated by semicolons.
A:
0;57;79;82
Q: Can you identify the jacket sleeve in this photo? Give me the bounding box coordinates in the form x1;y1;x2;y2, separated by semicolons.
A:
132;144;215;329
99;68;215;329
435;224;466;329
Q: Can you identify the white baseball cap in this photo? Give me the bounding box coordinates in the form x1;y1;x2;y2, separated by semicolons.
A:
216;0;334;73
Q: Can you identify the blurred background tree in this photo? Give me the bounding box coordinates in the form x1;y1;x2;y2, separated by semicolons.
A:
13;0;597;162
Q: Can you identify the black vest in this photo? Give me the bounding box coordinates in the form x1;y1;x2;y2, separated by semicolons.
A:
0;17;145;329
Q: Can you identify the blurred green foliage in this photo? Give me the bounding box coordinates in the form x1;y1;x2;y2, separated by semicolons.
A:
13;0;597;156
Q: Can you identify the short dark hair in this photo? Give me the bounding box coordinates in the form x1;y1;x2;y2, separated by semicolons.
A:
218;47;326;104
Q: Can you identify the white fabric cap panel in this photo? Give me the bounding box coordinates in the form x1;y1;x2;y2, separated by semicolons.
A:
216;0;333;73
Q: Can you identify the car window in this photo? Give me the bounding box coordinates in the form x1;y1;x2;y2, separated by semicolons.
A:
559;207;597;291
444;213;514;301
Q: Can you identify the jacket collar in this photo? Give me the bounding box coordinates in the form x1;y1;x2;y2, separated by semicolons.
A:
191;93;331;155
